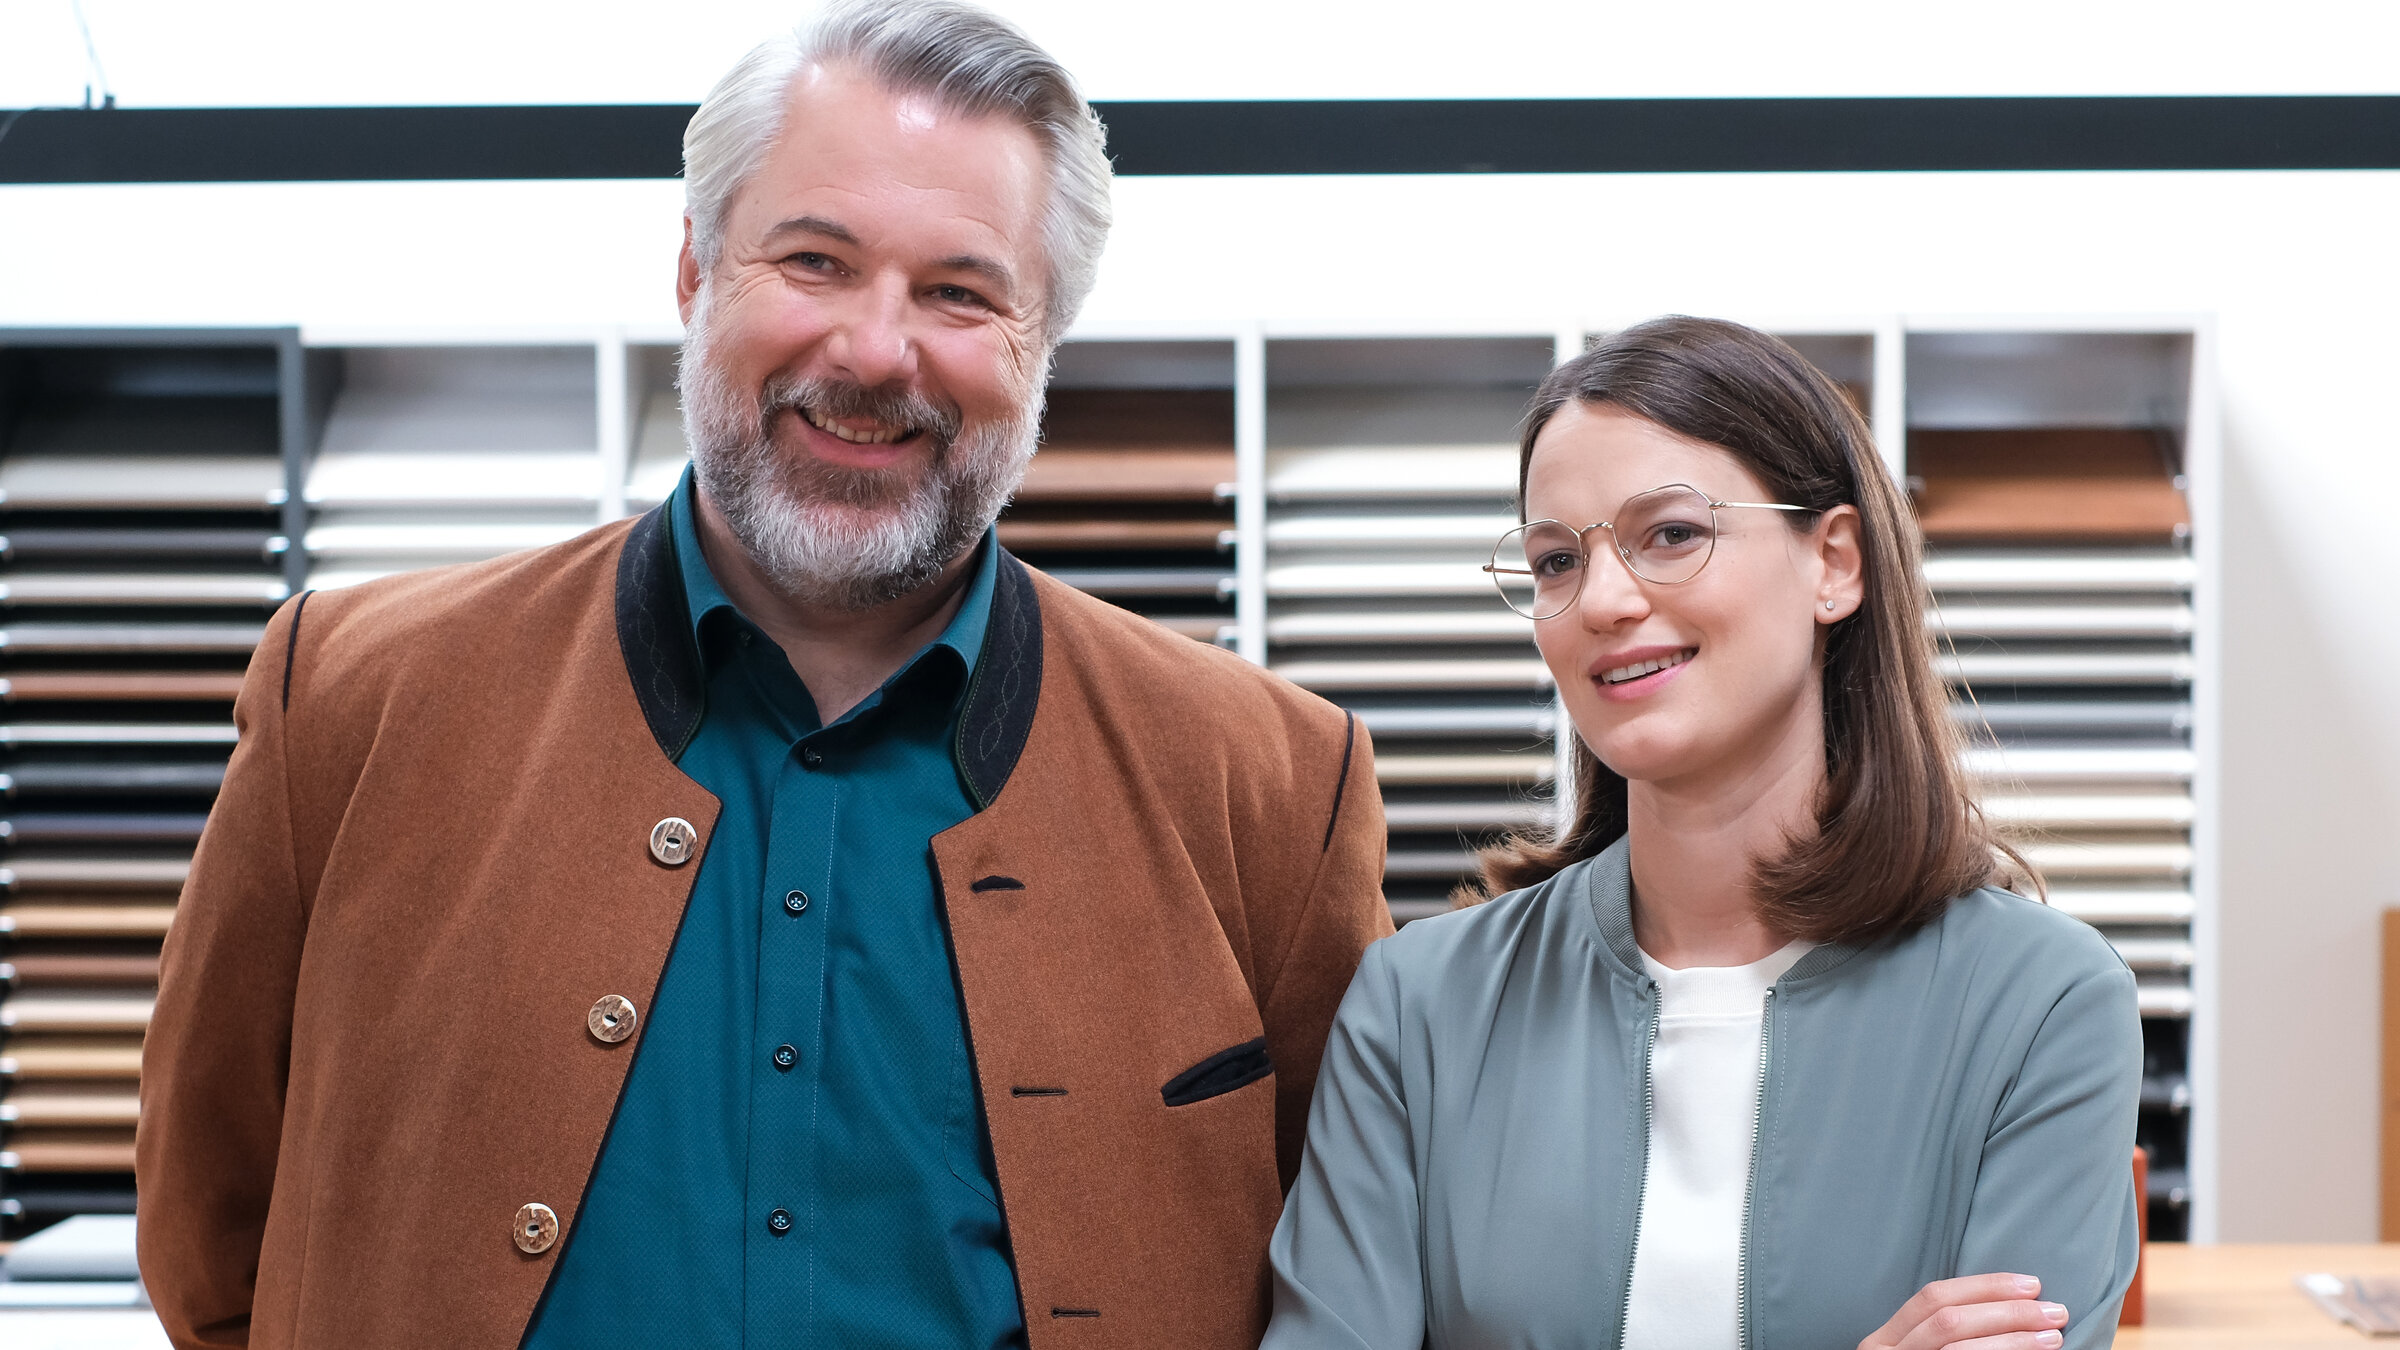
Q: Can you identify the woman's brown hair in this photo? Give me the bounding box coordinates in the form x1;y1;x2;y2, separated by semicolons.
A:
1467;315;2023;945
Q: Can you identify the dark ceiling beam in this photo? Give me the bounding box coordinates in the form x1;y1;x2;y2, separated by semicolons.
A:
3;97;2398;183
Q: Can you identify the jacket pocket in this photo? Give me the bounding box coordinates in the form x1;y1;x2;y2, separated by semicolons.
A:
1161;1038;1273;1107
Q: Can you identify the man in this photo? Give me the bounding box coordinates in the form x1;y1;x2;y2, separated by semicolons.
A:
133;4;1391;1346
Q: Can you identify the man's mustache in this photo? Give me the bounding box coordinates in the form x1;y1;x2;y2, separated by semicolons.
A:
757;375;965;449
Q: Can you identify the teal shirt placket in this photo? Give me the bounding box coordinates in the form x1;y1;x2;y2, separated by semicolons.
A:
523;468;1024;1349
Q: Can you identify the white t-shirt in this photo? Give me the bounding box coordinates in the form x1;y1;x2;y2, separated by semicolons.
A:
1621;939;1814;1350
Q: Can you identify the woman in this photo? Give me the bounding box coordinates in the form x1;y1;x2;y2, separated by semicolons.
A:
1264;317;2141;1350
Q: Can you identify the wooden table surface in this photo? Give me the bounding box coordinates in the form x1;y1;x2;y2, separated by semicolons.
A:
2120;1244;2400;1346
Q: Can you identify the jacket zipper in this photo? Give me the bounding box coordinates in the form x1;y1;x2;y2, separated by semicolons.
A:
1737;986;1776;1350
1615;982;1660;1348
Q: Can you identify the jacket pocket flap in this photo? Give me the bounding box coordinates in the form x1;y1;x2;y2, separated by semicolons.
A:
1161;1038;1273;1107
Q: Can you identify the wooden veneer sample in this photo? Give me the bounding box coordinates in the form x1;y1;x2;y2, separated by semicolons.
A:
997;518;1230;551
0;953;160;986
1909;429;2189;543
0;1129;137;1172
0;672;245;701
0;1040;148;1080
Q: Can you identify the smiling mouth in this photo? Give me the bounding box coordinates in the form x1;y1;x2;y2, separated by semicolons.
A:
803;405;921;446
1601;649;1695;685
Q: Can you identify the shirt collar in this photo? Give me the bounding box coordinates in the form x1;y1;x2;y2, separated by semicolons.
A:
664;463;997;696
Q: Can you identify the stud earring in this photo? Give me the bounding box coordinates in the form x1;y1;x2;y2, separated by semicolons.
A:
1823;599;1837;611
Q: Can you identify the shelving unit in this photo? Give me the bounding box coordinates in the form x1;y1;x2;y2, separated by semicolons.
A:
1261;335;1560;920
303;344;603;591
1905;324;2205;1240
1011;339;1237;642
0;318;2218;1251
0;329;304;1240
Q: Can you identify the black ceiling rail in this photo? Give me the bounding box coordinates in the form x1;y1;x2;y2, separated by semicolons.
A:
2;97;2398;183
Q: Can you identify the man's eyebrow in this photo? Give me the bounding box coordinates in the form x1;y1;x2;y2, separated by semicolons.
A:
762;215;860;247
937;253;1016;298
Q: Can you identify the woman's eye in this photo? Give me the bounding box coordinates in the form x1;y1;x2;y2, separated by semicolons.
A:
1533;551;1582;578
1647;523;1705;550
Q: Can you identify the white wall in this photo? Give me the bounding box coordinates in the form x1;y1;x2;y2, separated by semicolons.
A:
5;0;2399;1242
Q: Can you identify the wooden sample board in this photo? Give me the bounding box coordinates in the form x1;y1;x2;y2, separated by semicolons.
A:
2118;1244;2400;1347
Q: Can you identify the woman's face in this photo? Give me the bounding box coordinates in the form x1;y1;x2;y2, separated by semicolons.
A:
1523;402;1862;795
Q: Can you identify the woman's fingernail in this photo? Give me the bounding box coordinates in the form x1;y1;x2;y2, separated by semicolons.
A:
2035;1332;2062;1349
2040;1302;2069;1324
2014;1275;2041;1295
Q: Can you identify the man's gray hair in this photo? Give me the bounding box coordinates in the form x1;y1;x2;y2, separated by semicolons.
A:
682;0;1113;345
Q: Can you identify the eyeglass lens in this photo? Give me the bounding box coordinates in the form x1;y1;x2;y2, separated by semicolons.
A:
1490;485;1720;619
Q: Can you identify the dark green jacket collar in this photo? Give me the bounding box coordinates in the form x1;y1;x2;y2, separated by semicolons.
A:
614;496;1042;811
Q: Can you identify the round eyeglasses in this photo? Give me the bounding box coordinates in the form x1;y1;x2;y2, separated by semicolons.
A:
1483;483;1816;621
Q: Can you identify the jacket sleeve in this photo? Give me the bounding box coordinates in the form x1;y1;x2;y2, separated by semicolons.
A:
136;596;312;1348
1955;962;2145;1346
1256;713;1395;1192
1262;940;1422;1350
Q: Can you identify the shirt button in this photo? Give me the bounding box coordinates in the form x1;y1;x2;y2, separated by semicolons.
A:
648;816;698;866
799;746;824;770
587;994;639;1044
513;1202;560;1255
767;1208;794;1235
783;890;810;915
773;1044;798;1070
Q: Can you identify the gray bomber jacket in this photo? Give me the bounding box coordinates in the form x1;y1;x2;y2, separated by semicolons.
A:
1265;837;2142;1350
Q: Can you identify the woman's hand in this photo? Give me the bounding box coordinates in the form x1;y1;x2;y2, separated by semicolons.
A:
1858;1274;2072;1350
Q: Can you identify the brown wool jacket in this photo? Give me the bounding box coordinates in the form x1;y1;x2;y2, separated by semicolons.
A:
135;508;1392;1349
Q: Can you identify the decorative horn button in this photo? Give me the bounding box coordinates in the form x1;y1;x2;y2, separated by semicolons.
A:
514;1202;560;1255
649;817;698;866
588;994;639;1044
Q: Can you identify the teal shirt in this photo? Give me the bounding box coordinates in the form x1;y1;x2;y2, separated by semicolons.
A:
524;471;1025;1348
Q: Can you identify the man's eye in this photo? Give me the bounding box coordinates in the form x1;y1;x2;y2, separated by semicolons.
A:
935;285;984;306
787;252;833;270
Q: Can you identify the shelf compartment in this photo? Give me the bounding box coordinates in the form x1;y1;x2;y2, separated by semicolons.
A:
0;623;265;655
0;954;159;987
1922;552;2194;593
1018;449;1235;503
0;1131;137;1173
0;1088;141;1128
1273;659;1553;692
2046;889;2194;924
1375;753;1553;786
0;724;238;747
996;518;1229;552
0;575;290;607
2016;841;2192;879
0;673;243;702
0;903;176;938
1932;603;2193;641
0;857;190;890
0;457;285;511
0;994;155;1033
1352;705;1558;739
1910;429;2188;544
0;529;285;563
1982;794;2195;830
1940;651;2196;686
0;1040;145;1080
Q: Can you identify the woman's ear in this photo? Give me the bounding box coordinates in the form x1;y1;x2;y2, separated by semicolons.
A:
1814;504;1865;624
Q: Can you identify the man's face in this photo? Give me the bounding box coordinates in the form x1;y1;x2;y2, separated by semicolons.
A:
677;63;1052;608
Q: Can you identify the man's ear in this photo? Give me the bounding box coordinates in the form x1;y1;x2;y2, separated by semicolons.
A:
1815;504;1866;624
676;218;703;326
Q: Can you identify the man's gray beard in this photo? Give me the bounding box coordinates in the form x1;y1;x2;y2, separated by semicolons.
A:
680;321;1039;612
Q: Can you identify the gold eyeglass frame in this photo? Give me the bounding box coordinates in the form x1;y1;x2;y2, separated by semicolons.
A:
1481;483;1815;620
